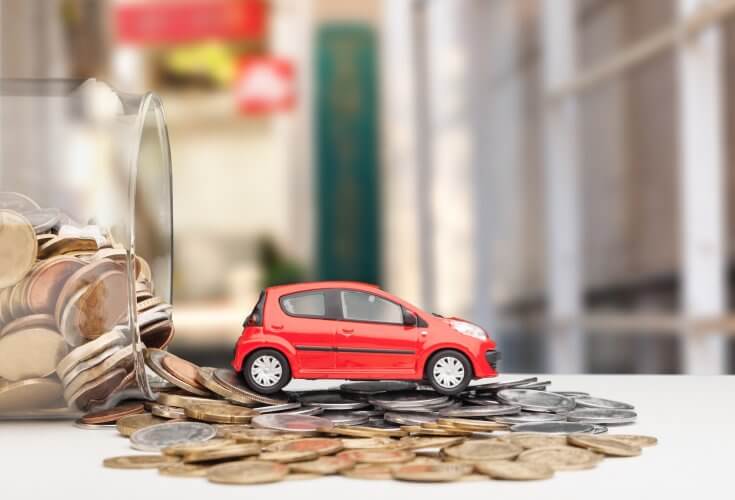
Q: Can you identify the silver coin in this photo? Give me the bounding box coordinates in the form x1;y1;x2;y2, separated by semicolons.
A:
574;396;635;410
439;404;520;418
0;192;40;212
352;408;384;417
493;411;567;425
461;395;501;406
510;422;595;434
254;402;302;413
591;425;608;434
252;414;334;433
470;377;538;392
384;411;438;426
298;391;370;410
24;208;61;234
73;419;116;430
340;381;417;395
497;389;575;413
520;381;551;390
368;390;447;409
364;418;402;429
555;391;590;398
320;411;370;426
281;406;323;416
148;402;186;419
130;422;216;452
566;408;637;425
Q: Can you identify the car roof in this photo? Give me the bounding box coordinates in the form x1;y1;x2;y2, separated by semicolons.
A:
265;281;381;294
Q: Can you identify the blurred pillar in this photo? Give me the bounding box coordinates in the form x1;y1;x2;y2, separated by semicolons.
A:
541;0;584;373
677;0;727;374
379;0;423;305
425;0;477;318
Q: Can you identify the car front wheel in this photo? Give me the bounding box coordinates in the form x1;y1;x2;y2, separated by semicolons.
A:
426;350;473;395
243;349;292;394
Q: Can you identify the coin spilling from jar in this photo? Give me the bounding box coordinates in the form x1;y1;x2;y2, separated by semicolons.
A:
0;192;173;413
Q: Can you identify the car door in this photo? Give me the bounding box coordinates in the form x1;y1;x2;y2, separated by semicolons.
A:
334;289;418;374
275;290;336;373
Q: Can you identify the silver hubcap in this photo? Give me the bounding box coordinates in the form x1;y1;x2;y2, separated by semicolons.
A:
251;355;283;387
432;356;465;389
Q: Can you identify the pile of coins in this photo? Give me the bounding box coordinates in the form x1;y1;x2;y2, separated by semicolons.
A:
92;353;656;484
0;192;173;414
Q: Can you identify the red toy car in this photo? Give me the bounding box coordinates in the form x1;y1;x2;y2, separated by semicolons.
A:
231;281;500;395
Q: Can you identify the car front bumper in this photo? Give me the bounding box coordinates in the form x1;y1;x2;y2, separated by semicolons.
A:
485;350;501;370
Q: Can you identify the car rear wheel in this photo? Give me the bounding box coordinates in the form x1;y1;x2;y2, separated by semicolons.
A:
426;350;473;395
243;349;292;394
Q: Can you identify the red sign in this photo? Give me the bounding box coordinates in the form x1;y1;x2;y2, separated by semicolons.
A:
116;0;266;44
234;58;295;114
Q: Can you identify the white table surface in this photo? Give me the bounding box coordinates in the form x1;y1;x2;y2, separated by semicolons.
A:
2;375;732;500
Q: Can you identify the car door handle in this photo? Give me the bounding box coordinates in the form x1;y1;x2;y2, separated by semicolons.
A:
272;324;284;330
341;328;354;334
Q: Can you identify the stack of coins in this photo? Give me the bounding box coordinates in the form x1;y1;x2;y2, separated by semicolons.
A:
94;365;657;484
0;192;173;413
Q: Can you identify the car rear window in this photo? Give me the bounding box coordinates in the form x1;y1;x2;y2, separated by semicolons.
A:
281;291;326;317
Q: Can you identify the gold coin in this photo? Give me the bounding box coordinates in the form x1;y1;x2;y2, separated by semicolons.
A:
156;392;220;409
517;446;603;471
38;236;97;260
103;455;180;469
263;438;343;456
230;428;308;443
328;425;406;438
149;403;187;420
392;462;472;482
442;439;522;462
163;438;236;456
207;461;289;485
0;378;63;412
567;435;642;457
436;417;509;432
184;402;256;424
212;423;254;438
341;463;394;480
158;463;211;477
0;328;67;381
399;436;465;450
508;433;568;449
0;210;37;289
196;367;257;405
604;434;658;447
289;455;356;475
340;437;399;449
116;413;170;437
337;448;415;464
475;460;554;480
407;427;473;437
259;450;320;463
183;443;261;463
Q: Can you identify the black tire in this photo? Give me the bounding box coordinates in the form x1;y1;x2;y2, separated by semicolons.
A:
425;349;473;395
242;349;292;394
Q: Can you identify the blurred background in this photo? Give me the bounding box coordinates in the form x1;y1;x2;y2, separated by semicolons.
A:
2;0;735;375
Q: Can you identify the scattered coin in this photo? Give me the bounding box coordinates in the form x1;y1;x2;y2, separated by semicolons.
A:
263;438;344;456
184;402;256;424
341;463;394;480
150;403;187;419
497;389;575;413
130;422;216;451
145;349;211;397
567;435;642;457
510;422;595;434
439;404;520;417
80;402;145;424
252;414;334;434
574;396;635;410
517;446;602;471
470;377;538;392
259;450;321;463
494;412;567;425
158;463;211;477
369;391;448;410
289;455;355;474
207;461;289;485
399;436;464;450
442;439;522;462
298;391;369;410
566;408;637;425
436;417;509;431
320;410;370;426
156;392;219;409
340;381;417;395
392;462;472;482
213;368;287;405
183;443;261;463
384;411;437;426
507;433;568;449
73;420;117;430
103;455;181;469
116;413;170;437
603;434;658;447
475;460;554;480
340;437;399;449
163;438;236;456
338;448;415;464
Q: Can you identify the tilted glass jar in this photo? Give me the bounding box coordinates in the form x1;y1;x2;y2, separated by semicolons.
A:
0;79;173;418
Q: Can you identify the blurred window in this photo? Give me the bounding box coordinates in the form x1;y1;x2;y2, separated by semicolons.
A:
340;291;403;324
281;292;326;317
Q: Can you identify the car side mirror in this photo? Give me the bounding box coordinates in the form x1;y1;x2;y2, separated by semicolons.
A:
403;310;418;327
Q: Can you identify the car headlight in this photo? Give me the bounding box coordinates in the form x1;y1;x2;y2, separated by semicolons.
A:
449;320;487;340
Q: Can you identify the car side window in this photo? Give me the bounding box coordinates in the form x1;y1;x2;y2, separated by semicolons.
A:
281;292;326;317
340;290;403;324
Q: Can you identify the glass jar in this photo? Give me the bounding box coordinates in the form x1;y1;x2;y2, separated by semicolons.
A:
0;79;173;418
